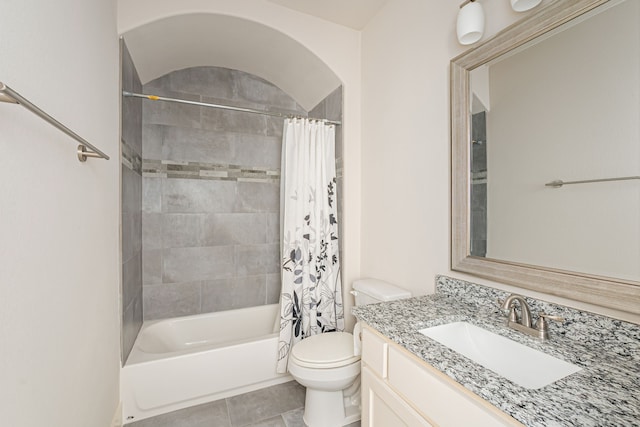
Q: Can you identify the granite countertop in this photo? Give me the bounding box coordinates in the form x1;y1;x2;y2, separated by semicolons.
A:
352;276;640;427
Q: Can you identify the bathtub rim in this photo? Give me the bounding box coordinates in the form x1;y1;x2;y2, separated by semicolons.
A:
126;304;281;365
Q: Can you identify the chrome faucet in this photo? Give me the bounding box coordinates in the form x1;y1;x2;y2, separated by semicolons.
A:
500;294;532;328
499;294;563;340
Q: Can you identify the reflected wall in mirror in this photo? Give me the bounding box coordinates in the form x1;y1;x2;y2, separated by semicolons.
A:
451;0;640;314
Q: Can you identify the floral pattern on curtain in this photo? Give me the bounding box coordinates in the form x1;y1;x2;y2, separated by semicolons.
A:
276;118;344;373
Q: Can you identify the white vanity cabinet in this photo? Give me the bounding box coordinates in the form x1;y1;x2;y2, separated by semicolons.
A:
361;326;525;427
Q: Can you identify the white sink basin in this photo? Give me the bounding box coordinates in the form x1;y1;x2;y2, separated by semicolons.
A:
418;322;581;389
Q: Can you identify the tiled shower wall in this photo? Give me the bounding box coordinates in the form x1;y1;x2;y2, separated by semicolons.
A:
140;66;321;320
121;40;143;363
471;111;487;257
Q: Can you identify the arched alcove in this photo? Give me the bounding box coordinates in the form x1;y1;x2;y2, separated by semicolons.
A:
121;13;341;111
119;10;347;367
118;0;363;339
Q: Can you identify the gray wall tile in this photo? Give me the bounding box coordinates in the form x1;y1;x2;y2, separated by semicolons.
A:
200;106;269;135
122;251;142;309
136;66;342;321
131;212;143;255
122;165;142;214
142;213;163;250
265;116;285;138
266;213;279;244
201;276;266;312
143;281;202;320
162;127;234;164
121;212;135;264
121;42;143;156
235;244;280;277
234;72;301;111
162;214;204;248
233;134;282;170
122;94;143;156
142;89;201;129
122;208;142;274
169;66;236;100
142;124;164;160
122;288;143;364
202;213;267;246
236;182;279;213
142;250;162;285
163;246;234;283
120;39;144;363
142;177;162;213
163;179;237;214
266;273;281;305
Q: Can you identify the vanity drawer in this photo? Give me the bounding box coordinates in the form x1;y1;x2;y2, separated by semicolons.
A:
361;326;389;378
362;366;433;427
387;346;522;427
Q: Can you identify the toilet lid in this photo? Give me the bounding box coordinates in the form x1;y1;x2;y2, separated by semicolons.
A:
291;332;360;368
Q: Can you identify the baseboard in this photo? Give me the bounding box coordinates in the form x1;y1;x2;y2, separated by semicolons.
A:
110;402;123;427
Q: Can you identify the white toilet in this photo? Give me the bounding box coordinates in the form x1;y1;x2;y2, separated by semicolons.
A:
288;278;411;427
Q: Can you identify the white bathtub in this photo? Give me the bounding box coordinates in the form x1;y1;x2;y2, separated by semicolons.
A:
121;304;291;424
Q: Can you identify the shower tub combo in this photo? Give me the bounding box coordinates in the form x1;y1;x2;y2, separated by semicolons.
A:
121;304;290;423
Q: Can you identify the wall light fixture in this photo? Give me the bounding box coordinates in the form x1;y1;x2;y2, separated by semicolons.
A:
456;0;543;45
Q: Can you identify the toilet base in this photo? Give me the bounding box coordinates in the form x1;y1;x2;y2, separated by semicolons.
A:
302;387;361;427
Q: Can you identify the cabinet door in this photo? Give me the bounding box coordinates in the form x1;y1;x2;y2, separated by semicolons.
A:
362;327;389;378
362;366;433;427
387;346;522;427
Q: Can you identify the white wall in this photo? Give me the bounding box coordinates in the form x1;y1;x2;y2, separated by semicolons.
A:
118;0;363;329
0;1;121;426
360;0;640;324
361;0;462;297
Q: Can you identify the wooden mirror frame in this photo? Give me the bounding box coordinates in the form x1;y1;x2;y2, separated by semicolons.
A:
451;0;640;314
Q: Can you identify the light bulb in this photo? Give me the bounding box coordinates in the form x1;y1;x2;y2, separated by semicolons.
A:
510;0;543;12
457;1;485;45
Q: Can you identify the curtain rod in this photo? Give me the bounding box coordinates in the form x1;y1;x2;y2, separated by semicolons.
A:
122;91;342;126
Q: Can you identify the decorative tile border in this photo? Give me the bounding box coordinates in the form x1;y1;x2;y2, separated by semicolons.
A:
121;139;142;175
336;156;344;179
122;141;341;184
142;159;280;183
471;170;486;184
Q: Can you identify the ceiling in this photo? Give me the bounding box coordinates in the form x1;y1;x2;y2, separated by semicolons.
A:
266;0;388;30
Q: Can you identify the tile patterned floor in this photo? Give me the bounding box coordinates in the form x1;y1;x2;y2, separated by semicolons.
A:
127;381;361;427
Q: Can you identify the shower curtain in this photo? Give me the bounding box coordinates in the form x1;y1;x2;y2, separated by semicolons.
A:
277;118;344;373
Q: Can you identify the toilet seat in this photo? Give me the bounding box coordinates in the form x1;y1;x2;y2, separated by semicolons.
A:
290;332;360;369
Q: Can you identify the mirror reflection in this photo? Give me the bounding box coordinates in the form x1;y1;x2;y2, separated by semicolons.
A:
468;0;640;282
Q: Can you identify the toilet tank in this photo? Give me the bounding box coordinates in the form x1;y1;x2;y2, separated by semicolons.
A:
352;278;411;306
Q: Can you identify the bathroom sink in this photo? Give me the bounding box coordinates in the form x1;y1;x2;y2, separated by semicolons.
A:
418;322;581;389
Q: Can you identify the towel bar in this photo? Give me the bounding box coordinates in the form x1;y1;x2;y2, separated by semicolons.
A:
0;82;109;162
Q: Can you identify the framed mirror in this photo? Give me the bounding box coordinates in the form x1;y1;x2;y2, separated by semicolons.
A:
451;0;640;314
